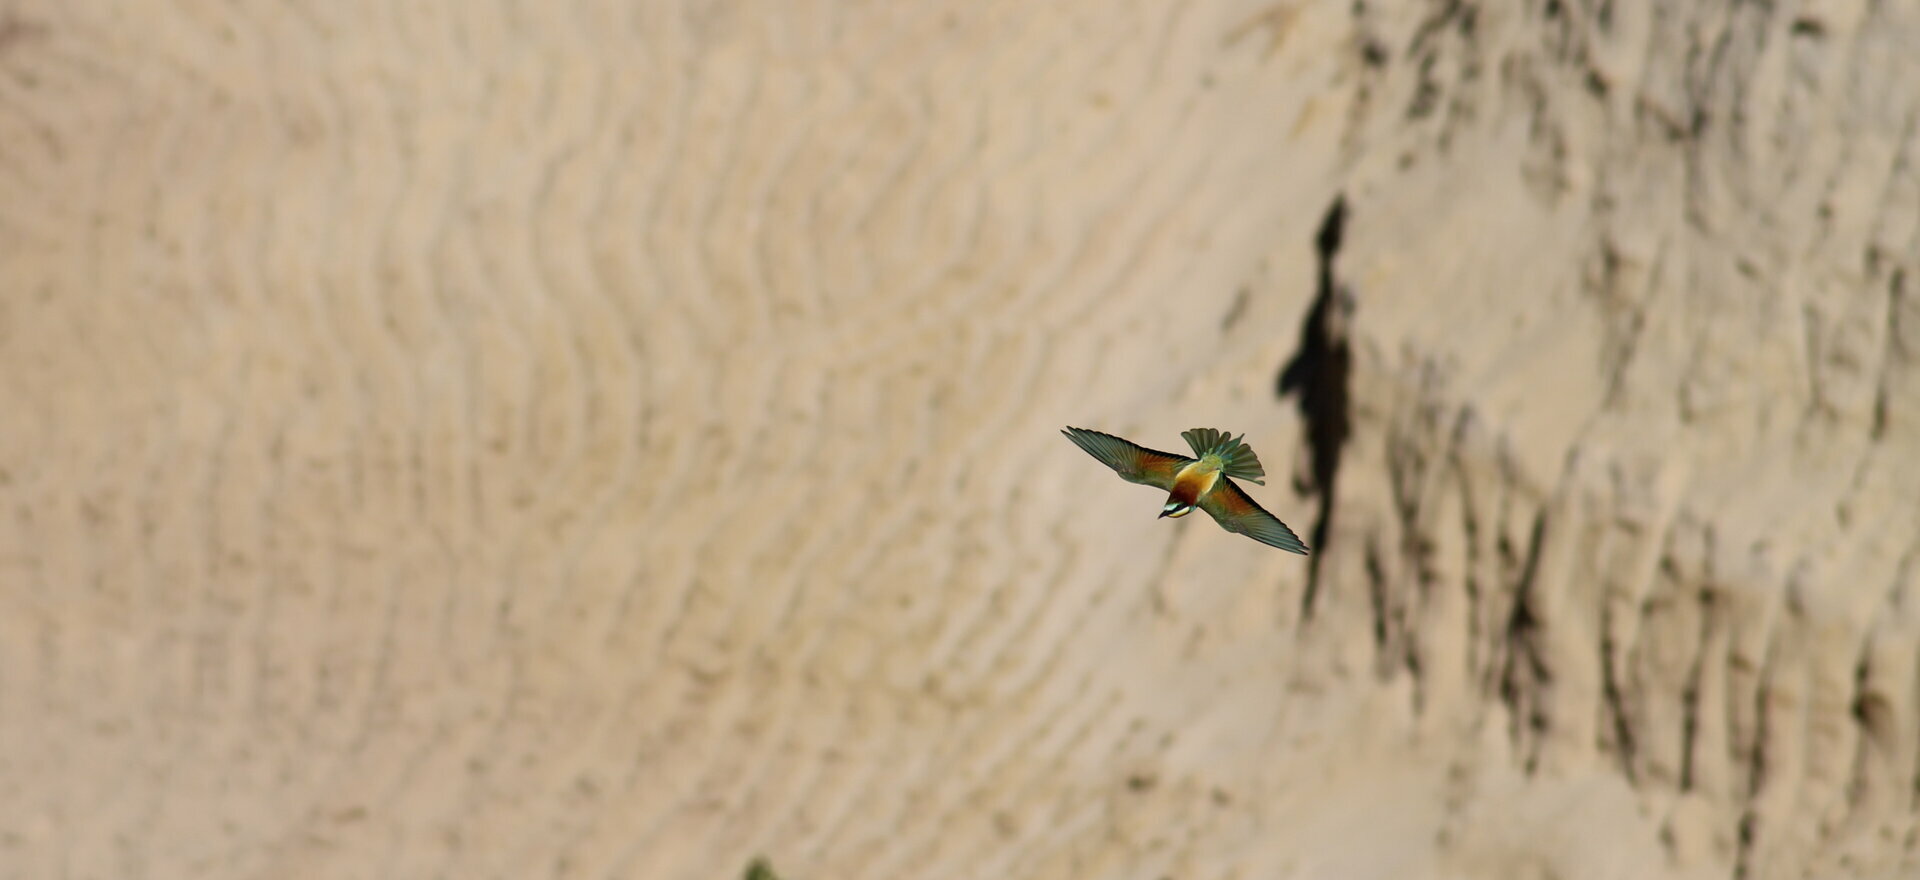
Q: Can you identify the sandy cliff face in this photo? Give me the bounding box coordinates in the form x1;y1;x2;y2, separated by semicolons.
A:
1319;2;1920;876
1;2;1914;879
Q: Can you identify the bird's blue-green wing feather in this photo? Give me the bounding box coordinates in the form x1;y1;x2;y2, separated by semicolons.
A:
1197;477;1308;554
1061;427;1188;490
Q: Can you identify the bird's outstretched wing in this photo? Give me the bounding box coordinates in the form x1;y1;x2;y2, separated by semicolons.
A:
1197;477;1309;554
1061;427;1189;490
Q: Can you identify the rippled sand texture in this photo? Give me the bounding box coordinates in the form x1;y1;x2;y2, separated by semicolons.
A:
3;2;1917;879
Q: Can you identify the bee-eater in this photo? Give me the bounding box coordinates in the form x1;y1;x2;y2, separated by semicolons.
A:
1061;426;1309;554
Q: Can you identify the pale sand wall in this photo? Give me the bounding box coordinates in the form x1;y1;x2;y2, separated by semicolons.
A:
1;2;1915;879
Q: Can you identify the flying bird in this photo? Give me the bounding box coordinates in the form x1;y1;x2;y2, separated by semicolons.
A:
1061;426;1308;554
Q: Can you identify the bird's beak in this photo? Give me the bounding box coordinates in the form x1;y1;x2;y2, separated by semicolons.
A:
1158;509;1170;518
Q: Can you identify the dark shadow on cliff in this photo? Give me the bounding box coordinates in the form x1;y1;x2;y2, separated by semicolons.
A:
1278;195;1354;619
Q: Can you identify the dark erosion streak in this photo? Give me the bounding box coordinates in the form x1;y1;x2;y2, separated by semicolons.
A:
1278;195;1353;618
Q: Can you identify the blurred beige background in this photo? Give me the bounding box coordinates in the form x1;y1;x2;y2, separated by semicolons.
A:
3;2;1918;878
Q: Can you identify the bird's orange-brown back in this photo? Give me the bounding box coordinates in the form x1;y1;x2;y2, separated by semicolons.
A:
1168;462;1220;505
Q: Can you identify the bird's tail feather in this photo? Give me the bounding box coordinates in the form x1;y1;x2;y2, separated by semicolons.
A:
1181;428;1266;484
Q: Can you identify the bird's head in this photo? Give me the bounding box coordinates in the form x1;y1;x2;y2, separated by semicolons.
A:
1160;500;1195;519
